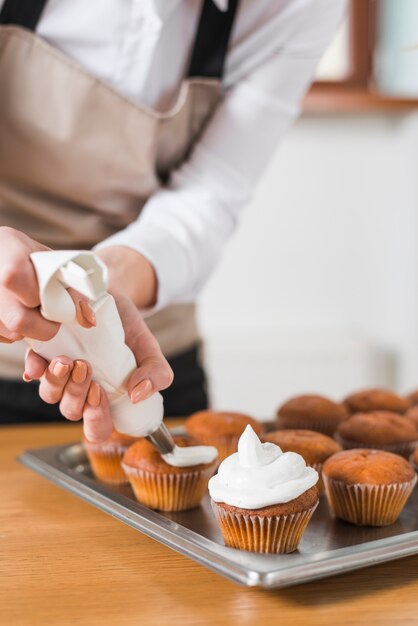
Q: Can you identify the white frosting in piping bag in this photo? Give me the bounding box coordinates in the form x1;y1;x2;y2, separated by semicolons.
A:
27;250;219;467
208;425;318;509
163;444;218;468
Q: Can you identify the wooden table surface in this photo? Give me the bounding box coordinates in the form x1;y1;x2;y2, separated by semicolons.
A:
2;423;418;626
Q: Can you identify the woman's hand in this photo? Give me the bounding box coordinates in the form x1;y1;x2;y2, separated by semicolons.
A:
25;289;174;443
0;227;96;343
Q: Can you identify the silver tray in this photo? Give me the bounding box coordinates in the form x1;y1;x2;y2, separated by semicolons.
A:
19;441;418;589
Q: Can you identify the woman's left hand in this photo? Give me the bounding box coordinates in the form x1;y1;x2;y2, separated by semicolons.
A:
24;289;173;443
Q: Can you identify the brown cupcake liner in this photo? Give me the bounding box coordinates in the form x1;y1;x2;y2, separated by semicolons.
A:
211;500;318;554
84;444;129;484
323;475;417;526
122;464;214;511
276;418;339;437
335;435;418;460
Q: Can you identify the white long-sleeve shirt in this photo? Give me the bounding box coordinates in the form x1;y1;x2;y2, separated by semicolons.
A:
1;0;346;309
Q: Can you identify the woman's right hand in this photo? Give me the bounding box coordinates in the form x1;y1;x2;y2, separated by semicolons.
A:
0;227;95;344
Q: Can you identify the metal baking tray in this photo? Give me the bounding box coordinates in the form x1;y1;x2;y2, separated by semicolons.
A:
19;438;418;589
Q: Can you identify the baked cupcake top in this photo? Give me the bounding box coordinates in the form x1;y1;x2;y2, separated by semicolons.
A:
406;406;418;429
344;388;409;414
185;410;262;438
277;394;347;424
208;425;318;509
262;429;341;465
406;390;418;407
336;411;418;445
83;429;138;448
122;436;218;474
410;446;418;468
323;448;415;485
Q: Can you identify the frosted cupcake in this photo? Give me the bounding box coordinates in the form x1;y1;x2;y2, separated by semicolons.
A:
209;425;319;554
83;430;138;484
122;436;218;511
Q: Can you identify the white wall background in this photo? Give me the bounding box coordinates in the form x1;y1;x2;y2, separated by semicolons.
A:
197;112;418;419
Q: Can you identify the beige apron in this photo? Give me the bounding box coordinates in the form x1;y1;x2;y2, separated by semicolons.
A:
0;4;231;378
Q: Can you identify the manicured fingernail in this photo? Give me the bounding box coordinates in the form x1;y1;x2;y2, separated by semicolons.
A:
79;301;96;327
22;372;32;382
87;382;101;407
72;360;87;384
53;361;69;378
131;379;153;404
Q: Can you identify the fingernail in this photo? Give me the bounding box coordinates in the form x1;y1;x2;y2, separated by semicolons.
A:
87;382;101;407
52;361;70;378
79;301;96;327
131;379;153;404
72;360;87;384
22;372;32;382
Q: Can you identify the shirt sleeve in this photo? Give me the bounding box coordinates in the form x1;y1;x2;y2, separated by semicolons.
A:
95;0;347;311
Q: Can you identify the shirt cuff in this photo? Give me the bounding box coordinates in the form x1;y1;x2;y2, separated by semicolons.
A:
94;222;191;314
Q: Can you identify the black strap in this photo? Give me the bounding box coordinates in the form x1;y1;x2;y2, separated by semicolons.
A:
187;0;239;79
0;0;48;30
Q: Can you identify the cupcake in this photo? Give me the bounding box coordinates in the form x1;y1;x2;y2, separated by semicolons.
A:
409;443;418;472
406;389;418;407
405;406;418;430
185;410;263;461
335;411;418;458
83;430;138;484
122;436;218;511
261;429;341;493
344;388;409;414
323;449;416;526
209;425;319;553
276;394;348;436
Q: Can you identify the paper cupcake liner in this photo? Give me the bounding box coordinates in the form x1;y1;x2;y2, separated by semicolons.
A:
276;418;339;437
336;436;418;460
84;444;130;484
122;464;214;511
323;475;417;526
211;500;318;554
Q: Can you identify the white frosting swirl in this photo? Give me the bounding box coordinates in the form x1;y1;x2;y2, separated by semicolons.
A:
162;444;218;468
208;425;318;509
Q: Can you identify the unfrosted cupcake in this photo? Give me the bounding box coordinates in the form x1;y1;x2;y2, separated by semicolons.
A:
405;406;418;430
122;436;218;511
209;425;319;553
276;394;348;436
185;410;263;461
409;446;418;473
406;389;418;407
323;449;416;526
344;388;409;415
335;411;418;458
83;430;138;484
262;429;341;493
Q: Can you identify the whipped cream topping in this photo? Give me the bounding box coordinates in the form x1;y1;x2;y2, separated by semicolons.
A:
208;425;318;509
162;444;218;468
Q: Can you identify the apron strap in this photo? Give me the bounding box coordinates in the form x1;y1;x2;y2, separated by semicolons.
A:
187;0;240;79
0;0;48;30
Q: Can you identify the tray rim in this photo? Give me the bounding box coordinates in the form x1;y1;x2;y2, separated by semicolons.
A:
18;443;418;589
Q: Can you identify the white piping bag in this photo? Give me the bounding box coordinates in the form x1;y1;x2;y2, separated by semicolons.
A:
28;250;173;450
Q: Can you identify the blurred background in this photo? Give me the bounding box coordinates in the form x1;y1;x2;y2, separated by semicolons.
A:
197;0;418;418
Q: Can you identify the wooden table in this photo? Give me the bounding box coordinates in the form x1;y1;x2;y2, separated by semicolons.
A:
2;424;418;626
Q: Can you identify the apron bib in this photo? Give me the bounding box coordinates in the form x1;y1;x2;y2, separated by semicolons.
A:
0;0;239;381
